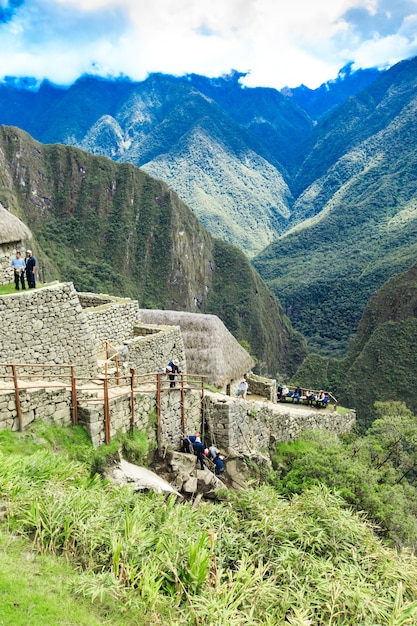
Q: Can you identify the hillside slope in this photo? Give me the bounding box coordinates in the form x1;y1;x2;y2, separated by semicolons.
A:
293;261;417;427
0;125;306;376
0;74;300;257
340;261;417;427
254;56;417;356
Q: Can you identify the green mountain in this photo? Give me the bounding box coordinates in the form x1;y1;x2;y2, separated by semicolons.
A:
340;261;417;427
254;56;417;356
0;125;306;377
0;74;302;257
293;261;417;427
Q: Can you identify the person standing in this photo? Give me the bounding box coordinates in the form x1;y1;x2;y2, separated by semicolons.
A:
167;358;180;388
25;249;36;288
10;251;26;290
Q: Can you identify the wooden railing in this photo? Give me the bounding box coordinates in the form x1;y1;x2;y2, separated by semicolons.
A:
278;385;338;409
0;363;207;446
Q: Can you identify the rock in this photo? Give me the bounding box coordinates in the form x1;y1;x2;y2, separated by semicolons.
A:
105;459;182;496
168;450;197;474
183;477;198;493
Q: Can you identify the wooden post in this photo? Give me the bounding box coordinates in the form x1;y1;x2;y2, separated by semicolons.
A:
156;372;161;453
104;363;111;444
130;368;135;430
105;341;109;361
70;366;78;425
180;373;185;434
11;365;22;432
201;376;205;442
115;354;120;385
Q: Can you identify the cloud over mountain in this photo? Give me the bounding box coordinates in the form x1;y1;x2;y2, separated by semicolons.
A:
0;0;417;88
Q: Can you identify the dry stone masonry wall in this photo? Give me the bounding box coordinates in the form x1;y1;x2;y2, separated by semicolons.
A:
246;372;277;402
79;292;140;354
204;393;355;454
0;242;19;285
0;282;97;377
0;386;72;432
125;323;186;375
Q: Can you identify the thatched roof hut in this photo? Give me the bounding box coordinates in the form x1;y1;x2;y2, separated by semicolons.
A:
138;309;255;389
0;205;31;245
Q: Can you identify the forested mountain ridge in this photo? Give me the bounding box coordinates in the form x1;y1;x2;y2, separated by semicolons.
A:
0;125;306;376
0;74;300;257
254;56;417;356
2;58;417;360
293;260;417;427
0;65;386;258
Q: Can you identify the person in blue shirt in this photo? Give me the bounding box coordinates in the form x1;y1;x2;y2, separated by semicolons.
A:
213;455;225;476
10;251;26;290
182;434;197;453
192;435;206;470
25;250;36;289
291;387;302;404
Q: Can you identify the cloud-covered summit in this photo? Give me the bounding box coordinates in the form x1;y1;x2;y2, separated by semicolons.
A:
0;0;416;89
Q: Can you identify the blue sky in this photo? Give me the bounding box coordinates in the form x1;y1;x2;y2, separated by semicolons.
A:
1;0;417;89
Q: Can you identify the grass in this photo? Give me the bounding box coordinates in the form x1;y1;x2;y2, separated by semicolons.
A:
0;529;121;626
336;405;352;415
1;423;417;624
0;281;48;296
0;282;21;295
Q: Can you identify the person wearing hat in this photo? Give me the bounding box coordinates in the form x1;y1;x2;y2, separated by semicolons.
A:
167;358;180;388
25;249;36;289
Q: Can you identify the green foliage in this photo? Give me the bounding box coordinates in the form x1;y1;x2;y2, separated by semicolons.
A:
1;425;417;623
89;429;155;477
207;238;307;377
269;403;417;549
0;528;129;626
118;429;156;466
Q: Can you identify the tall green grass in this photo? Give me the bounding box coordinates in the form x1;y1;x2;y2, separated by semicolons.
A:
1;425;417;624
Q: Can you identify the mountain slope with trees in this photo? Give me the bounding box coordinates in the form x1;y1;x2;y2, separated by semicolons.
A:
0;74;300;256
292;260;417;427
254;56;417;355
0;125;306;376
0;66;385;258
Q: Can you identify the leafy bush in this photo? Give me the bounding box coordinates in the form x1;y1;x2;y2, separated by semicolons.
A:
269;403;417;549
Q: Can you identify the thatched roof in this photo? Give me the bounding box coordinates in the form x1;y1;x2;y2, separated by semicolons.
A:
0;205;32;245
139;309;255;388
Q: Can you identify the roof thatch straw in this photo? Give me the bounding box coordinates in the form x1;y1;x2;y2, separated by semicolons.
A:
0;204;32;245
139;309;255;388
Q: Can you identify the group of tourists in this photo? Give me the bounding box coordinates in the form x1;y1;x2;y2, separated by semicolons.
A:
182;434;225;476
10;250;36;290
277;384;331;408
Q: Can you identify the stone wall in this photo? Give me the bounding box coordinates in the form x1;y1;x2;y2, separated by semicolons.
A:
0;282;97;377
0;241;19;285
125;323;186;376
79;387;202;448
204;393;356;454
246;372;277;402
79;292;140;354
0;386;72;432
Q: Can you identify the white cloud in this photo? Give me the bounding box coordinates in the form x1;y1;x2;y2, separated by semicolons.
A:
0;0;416;88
